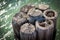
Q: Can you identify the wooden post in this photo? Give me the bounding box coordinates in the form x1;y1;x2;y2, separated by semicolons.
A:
27;8;42;16
20;23;36;40
20;5;35;13
27;8;42;24
12;12;28;40
43;9;58;40
43;9;57;26
36;20;54;40
38;4;49;11
12;4;58;40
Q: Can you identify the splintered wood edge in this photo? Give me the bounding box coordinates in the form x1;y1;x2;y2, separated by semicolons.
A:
27;8;42;16
36;20;54;30
20;23;35;34
43;9;58;20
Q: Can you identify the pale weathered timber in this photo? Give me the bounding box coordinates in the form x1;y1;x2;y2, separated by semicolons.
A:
27;8;42;24
38;4;49;11
43;9;58;40
12;4;58;40
36;20;54;40
12;12;28;40
43;9;58;27
20;23;36;40
43;9;57;20
20;5;35;13
27;8;42;16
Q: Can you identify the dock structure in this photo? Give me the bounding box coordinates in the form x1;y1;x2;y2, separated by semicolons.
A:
12;4;58;40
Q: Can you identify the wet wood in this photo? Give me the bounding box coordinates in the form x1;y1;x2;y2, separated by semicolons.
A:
20;23;36;40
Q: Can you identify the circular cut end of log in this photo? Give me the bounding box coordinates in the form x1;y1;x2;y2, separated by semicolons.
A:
12;12;27;24
43;9;57;19
20;5;35;13
36;20;54;30
27;8;42;16
20;23;35;34
13;17;27;25
38;4;49;10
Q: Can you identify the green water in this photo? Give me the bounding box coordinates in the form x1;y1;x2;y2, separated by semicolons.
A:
0;0;60;40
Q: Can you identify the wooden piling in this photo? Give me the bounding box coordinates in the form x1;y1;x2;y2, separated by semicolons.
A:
38;4;49;11
36;20;54;40
27;8;42;24
27;8;42;16
43;9;58;40
20;5;35;13
43;9;58;27
20;23;36;40
12;12;28;40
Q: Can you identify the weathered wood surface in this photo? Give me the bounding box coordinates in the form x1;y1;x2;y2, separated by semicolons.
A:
38;4;49;11
43;9;57;25
20;23;36;40
43;9;58;40
20;5;35;13
27;8;42;16
43;9;57;20
12;4;57;40
27;8;42;24
36;20;54;40
12;12;28;40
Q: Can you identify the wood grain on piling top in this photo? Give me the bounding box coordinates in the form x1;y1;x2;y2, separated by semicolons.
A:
20;23;35;34
43;9;57;19
20;5;35;13
28;8;42;16
38;4;49;10
36;20;54;30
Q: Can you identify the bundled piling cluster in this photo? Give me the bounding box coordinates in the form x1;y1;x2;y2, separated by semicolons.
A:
12;4;58;40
